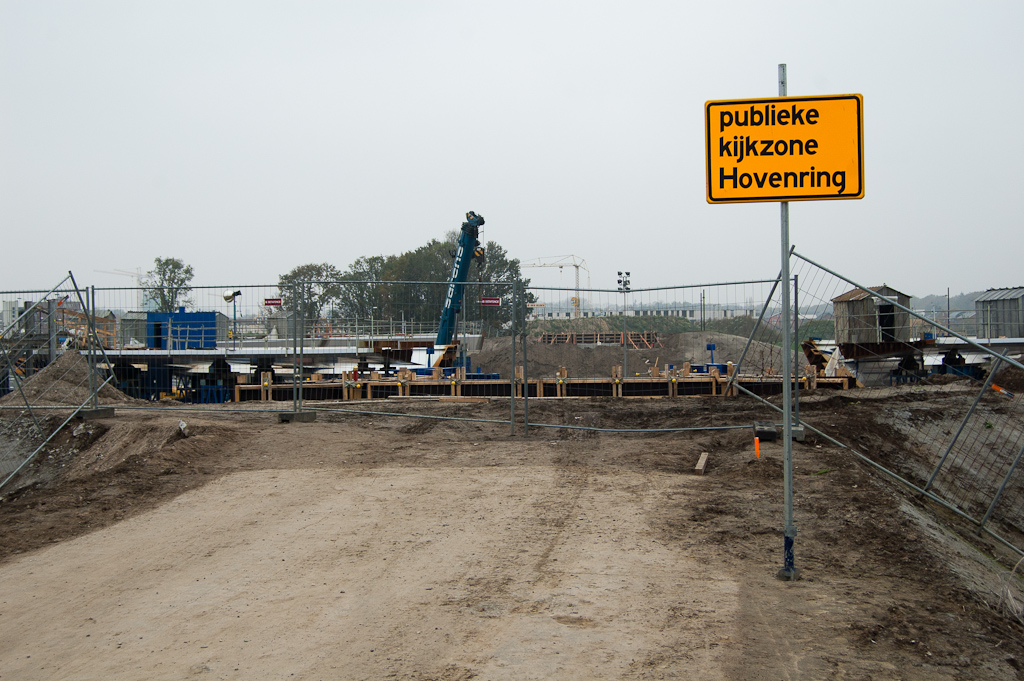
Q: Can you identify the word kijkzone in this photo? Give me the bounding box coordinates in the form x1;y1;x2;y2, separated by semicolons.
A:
716;103;847;195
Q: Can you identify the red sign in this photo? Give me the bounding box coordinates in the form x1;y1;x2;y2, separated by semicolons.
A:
264;298;283;307
480;297;502;307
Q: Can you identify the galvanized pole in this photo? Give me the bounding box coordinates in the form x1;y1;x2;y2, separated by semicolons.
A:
511;281;517;437
777;63;799;581
793;273;800;426
291;284;298;413
87;288;96;408
522;288;529;436
623;294;628;379
618;271;630;382
47;299;56;372
298;283;305;412
91;286;99;408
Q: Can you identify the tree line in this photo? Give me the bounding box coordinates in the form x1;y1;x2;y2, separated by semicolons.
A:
141;232;532;332
276;232;532;330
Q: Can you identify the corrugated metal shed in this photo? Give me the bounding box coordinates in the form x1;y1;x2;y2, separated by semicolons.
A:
976;288;1024;337
975;287;1024;302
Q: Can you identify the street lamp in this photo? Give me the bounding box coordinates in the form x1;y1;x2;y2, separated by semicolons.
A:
223;290;242;350
617;271;630;379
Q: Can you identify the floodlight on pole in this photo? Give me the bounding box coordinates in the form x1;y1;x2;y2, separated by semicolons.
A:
617;272;631;380
223;290;242;349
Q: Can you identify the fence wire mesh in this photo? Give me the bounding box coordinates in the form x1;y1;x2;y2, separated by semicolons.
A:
731;252;1024;557
78;280;520;421
523;279;779;394
0;274;113;487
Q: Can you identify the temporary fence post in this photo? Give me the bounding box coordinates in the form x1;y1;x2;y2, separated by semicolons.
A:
292;284;298;413
522;285;529;436
91;286;99;408
777;63;799;582
511;281;517;437
924;357;1002;492
84;290;95;407
47;299;57;373
298;283;305;412
67;272;116;406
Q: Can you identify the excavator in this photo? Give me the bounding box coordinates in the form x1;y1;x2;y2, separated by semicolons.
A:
433;211;485;367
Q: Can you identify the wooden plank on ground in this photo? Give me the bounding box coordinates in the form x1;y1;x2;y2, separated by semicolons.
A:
695;452;709;475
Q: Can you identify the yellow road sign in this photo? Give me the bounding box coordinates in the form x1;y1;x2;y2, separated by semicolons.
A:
705;94;863;203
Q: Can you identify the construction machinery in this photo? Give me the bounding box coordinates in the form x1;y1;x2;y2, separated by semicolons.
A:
434;211;485;367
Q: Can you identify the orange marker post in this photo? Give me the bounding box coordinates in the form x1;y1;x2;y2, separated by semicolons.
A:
755;436;761;459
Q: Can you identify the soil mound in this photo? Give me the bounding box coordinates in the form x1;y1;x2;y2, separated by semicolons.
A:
0;350;135;407
993;365;1024;393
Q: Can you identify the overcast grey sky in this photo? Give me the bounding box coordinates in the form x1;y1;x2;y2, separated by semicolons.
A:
2;1;1021;296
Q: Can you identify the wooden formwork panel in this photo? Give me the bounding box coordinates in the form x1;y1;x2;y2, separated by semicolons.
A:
230;373;846;402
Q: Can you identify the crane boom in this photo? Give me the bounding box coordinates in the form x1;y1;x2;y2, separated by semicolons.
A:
435;211;485;349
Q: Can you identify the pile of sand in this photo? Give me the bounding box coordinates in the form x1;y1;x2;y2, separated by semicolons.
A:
0;350;135;407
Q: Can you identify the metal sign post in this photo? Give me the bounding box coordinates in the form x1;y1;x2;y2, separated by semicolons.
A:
777;64;800;581
704;65;865;581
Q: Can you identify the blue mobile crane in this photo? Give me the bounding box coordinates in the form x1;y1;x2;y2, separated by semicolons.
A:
433;211;485;367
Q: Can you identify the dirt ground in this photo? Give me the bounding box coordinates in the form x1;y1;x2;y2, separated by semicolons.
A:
1;393;1023;680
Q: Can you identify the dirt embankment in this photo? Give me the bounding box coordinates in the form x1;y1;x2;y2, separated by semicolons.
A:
993;365;1024;393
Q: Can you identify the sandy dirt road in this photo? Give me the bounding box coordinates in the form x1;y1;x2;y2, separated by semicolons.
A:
0;465;734;680
0;398;1022;680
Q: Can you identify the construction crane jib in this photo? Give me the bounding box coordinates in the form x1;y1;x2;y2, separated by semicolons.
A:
435;211;485;350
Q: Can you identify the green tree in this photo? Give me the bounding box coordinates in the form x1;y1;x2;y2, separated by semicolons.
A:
464;240;535;333
336;256;389;319
303;230;534;335
376;239;454;325
277;263;344;321
142;257;193;313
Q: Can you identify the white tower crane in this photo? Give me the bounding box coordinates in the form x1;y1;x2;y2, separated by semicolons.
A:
520;255;591;318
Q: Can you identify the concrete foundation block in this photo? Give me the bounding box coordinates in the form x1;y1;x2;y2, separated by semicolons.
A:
753;421;777;442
